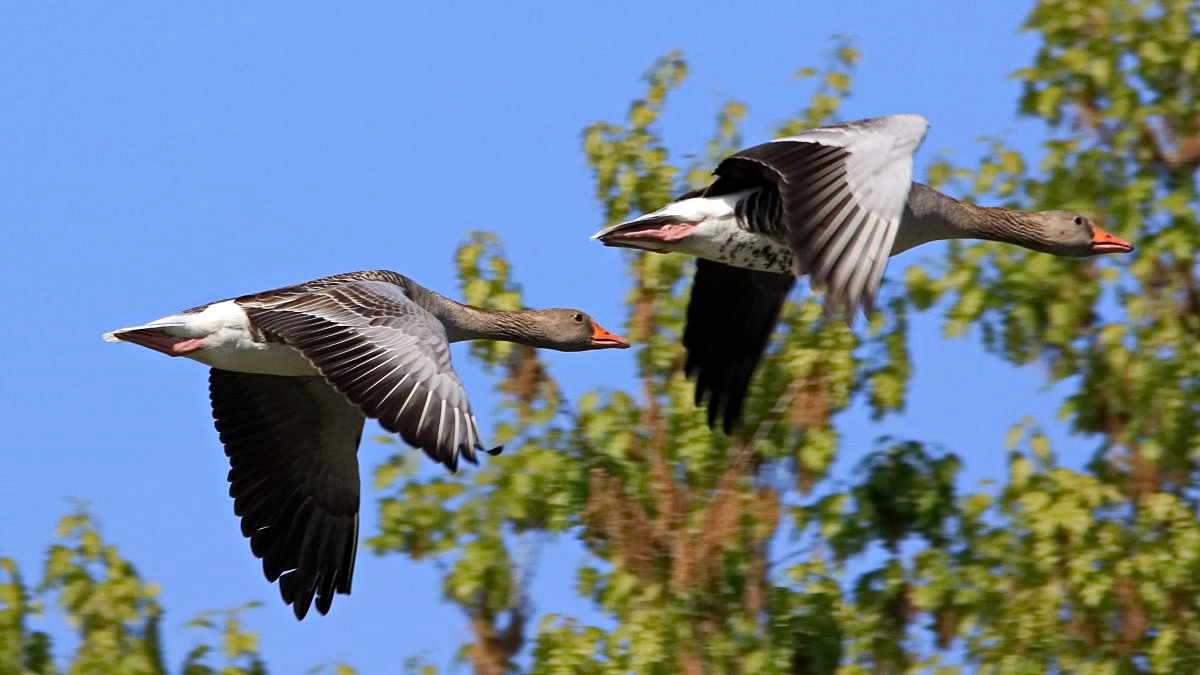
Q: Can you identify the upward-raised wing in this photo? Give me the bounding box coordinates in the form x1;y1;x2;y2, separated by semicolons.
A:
707;114;928;321
240;279;494;472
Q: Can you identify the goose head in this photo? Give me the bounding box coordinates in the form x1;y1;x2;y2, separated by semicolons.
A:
518;309;630;351
1017;211;1133;257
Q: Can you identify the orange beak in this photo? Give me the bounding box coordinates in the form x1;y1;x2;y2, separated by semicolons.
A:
590;322;630;349
1091;225;1134;254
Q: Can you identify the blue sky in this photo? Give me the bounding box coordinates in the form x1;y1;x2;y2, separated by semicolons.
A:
1;2;1101;672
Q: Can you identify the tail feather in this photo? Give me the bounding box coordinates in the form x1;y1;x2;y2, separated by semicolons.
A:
103;325;203;356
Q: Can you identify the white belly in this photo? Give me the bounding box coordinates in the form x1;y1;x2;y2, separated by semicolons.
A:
189;339;319;376
682;216;795;275
156;300;321;377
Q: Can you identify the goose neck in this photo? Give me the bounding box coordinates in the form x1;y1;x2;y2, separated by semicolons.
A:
891;183;1040;255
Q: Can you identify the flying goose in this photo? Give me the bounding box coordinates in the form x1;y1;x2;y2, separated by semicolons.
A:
105;269;629;619
593;114;1134;432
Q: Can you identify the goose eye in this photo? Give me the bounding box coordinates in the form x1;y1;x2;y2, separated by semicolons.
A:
572;313;584;322
1073;216;1084;226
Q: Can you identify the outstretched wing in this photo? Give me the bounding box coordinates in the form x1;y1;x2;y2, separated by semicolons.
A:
684;259;795;433
209;369;362;620
708;114;928;320
240;279;494;472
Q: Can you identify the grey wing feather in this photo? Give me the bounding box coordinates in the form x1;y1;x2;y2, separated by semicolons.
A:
709;114;926;320
241;279;493;472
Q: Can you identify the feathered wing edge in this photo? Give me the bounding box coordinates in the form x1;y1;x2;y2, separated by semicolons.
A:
242;282;500;472
209;369;362;620
710;115;925;320
684;259;795;433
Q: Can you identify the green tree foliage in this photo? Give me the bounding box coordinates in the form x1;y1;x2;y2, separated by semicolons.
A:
368;47;920;675
901;0;1200;669
369;1;1200;673
5;1;1197;672
182;605;268;675
0;510;281;675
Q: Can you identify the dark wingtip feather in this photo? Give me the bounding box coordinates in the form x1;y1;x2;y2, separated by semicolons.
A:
422;443;463;472
279;572;313;620
683;261;794;435
705;396;721;429
209;370;361;622
436;443;501;473
315;589;334;616
722;407;738;436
